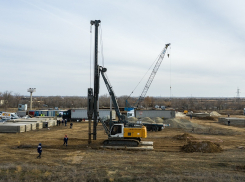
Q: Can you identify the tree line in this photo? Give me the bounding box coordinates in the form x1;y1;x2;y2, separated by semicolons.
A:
0;91;244;112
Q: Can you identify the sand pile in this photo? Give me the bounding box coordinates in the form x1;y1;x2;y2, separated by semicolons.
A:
128;117;138;123
173;133;196;141
140;117;155;123
210;111;221;116
182;141;222;153
151;117;163;123
163;118;206;129
175;112;186;117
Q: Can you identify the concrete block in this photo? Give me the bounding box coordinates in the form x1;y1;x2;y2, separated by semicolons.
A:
42;121;53;128
51;120;57;126
36;122;43;129
17;122;37;130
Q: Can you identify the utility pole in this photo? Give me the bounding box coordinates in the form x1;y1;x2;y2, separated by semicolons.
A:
90;20;101;140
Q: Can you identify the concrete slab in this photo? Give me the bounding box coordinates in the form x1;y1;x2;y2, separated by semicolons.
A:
11;118;46;122
218;117;245;126
100;145;154;150
4;123;31;132
140;141;153;146
0;123;25;133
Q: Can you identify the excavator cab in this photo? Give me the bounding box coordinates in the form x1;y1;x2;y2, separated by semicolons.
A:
110;124;124;138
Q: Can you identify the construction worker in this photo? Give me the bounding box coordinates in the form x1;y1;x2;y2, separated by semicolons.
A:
228;120;230;126
70;122;73;129
65;119;67;126
63;134;68;146
37;143;42;158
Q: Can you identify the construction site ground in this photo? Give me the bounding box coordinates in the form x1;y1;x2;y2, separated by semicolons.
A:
0;116;245;181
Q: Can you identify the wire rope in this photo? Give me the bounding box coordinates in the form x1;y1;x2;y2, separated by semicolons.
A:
99;24;105;67
169;45;172;100
126;52;162;100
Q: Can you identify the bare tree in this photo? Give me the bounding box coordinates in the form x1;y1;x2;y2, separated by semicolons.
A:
14;93;22;107
1;91;13;111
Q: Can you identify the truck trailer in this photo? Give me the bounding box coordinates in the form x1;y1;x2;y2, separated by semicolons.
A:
63;109;116;121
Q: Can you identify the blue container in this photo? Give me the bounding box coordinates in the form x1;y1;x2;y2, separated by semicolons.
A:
35;111;39;117
41;110;48;116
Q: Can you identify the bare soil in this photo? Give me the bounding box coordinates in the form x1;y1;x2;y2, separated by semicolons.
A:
0;117;245;181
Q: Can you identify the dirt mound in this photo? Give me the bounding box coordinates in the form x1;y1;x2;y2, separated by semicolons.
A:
182;141;222;153
151;117;163;123
173;133;196;140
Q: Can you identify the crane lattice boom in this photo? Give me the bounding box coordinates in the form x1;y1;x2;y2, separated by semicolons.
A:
136;43;170;108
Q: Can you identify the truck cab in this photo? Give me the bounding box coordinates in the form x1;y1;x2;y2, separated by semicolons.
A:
127;109;135;118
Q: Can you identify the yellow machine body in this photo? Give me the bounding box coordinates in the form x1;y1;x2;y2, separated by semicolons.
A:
123;126;147;138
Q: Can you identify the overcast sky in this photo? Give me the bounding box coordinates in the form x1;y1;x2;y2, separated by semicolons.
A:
1;0;245;97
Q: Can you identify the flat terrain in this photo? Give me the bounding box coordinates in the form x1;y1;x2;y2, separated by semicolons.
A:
0;117;245;181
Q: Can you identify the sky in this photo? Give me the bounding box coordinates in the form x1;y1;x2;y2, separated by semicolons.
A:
1;0;245;97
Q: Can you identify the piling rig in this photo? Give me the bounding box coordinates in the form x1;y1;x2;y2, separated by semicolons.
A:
87;20;147;146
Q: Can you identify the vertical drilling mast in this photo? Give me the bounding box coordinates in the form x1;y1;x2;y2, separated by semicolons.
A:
90;20;101;140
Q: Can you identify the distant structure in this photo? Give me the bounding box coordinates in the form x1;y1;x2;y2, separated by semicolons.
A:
236;87;240;98
27;88;36;110
18;104;27;111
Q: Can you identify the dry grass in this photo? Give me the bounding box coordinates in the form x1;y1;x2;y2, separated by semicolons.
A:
0;120;245;181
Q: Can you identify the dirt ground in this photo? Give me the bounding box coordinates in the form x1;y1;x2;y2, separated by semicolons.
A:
0;117;245;181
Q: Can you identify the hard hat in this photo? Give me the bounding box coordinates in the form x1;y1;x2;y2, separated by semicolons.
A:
39;143;41;145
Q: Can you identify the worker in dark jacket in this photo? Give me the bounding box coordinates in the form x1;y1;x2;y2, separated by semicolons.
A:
63;134;68;146
70;122;73;129
37;143;42;158
65;119;67;126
